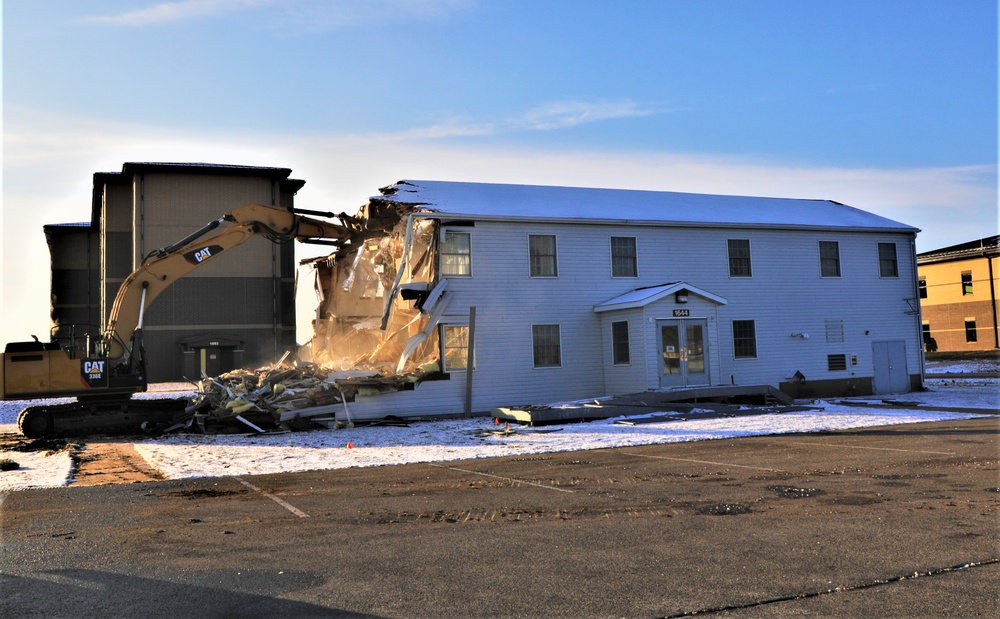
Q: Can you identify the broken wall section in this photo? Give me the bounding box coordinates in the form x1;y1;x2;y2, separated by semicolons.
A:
302;197;445;386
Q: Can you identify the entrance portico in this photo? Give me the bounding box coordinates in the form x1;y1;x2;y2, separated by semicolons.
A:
595;282;727;394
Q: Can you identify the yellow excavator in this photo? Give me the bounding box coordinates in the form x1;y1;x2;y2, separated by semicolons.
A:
2;204;355;438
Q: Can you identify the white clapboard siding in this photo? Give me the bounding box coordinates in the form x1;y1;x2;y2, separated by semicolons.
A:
598;308;647;396
339;184;922;419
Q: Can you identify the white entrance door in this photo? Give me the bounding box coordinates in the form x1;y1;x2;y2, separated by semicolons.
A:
657;319;709;388
872;340;908;394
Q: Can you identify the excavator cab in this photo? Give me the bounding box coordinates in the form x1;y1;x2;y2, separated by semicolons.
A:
1;328;146;401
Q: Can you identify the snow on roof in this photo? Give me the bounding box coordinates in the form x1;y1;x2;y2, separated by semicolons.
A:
377;180;918;233
594;282;727;313
43;222;90;228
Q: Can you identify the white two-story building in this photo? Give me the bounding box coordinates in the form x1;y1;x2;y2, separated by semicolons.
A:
305;180;923;421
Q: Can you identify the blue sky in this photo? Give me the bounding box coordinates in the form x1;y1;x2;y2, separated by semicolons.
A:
3;0;997;344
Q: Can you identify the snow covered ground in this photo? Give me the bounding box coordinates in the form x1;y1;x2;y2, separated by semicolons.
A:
0;371;996;493
925;355;1000;375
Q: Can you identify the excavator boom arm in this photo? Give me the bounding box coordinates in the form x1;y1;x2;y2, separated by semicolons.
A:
103;204;352;360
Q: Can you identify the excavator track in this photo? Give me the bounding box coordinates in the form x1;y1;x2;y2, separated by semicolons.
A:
17;397;191;439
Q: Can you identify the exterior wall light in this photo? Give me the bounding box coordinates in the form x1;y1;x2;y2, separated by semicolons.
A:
675;291;689;303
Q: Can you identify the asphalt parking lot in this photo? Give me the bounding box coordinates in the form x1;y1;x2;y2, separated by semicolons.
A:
1;416;997;618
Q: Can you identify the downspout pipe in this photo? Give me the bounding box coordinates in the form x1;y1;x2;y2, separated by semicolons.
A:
138;174;145;264
272;181;280;358
988;253;999;348
910;236;925;383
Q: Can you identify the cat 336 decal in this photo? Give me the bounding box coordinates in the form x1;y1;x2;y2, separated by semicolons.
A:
81;359;108;388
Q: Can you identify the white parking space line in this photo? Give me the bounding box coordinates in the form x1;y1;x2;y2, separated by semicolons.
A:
623;452;785;472
429;463;576;493
786;441;957;456
233;477;310;518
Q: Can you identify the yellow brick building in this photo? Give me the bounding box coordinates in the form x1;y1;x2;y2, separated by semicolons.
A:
917;236;999;352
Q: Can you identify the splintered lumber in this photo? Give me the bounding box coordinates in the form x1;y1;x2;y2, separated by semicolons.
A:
183;360;440;433
189;362;347;431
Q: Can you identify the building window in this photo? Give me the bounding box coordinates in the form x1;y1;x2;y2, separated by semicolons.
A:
819;241;841;277
918;278;927;299
529;235;558;277
610;236;637;277
878;242;898;278
827;354;848;371
961;271;973;295
532;324;562;368
732;320;757;358
923;323;936;352
728;239;752;277
825;320;844;343
611;321;630;365
441;231;471;276
441;325;470;371
965;319;977;343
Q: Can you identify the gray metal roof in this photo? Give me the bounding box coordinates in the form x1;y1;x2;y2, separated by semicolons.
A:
917;235;999;263
376;180;919;233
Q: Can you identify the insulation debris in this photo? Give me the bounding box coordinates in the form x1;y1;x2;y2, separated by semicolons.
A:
301;192;444;377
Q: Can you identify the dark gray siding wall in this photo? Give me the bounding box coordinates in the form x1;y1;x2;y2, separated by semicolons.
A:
142;276;296;380
47;226;101;344
87;170;301;382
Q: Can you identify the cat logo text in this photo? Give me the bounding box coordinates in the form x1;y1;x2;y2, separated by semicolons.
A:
84;361;105;377
183;245;224;265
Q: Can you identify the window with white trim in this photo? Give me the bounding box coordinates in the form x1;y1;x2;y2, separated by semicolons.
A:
610;236;637;277
878;242;898;278
611;320;630;365
529;235;558;277
732;320;757;358
532;324;561;367
819;241;841;277
728;239;752;277
441;325;471;371
441;231;471;276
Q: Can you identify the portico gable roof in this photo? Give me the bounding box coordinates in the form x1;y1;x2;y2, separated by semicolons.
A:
594;282;727;313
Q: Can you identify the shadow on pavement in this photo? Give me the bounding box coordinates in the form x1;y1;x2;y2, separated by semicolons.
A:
1;569;382;618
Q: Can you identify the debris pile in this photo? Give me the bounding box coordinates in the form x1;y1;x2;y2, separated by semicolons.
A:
186;363;347;433
181;359;443;434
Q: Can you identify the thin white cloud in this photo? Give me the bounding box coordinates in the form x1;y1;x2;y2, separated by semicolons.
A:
84;0;274;26
520;100;655;131
392;99;659;140
83;0;472;28
395;118;498;140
